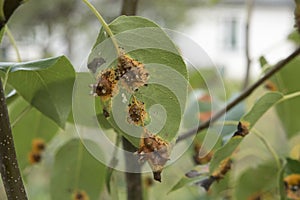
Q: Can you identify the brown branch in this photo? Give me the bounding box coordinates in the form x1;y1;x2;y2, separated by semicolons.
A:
0;0;23;31
177;46;300;143
120;1;142;200
122;137;143;200
242;0;254;90
0;79;28;200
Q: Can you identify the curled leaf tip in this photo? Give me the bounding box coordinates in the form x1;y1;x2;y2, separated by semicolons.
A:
137;131;170;182
153;171;162;182
233;121;250;137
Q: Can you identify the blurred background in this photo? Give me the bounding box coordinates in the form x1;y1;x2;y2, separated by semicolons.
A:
0;0;296;80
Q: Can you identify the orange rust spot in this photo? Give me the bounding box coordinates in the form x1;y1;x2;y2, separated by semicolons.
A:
32;138;46;152
193;143;213;165
28;151;42;164
72;190;89;200
284;174;300;200
264;80;277;91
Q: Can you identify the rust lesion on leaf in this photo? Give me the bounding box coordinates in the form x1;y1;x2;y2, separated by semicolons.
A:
193;142;214;165
72;190;89;200
136;130;170;182
28;138;46;165
199;157;232;191
233;121;250;137
127;97;148;126
117;54;149;92
284;174;300;200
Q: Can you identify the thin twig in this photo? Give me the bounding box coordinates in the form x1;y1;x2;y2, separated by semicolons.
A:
5;25;22;62
0;79;28;200
177;46;300;143
242;0;254;90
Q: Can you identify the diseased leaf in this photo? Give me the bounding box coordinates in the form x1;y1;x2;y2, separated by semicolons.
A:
209;137;243;173
88;16;188;146
50;139;106;200
8;96;59;170
0;56;75;128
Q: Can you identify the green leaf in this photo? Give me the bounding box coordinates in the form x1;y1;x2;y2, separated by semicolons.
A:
0;56;75;128
285;158;300;174
8;96;59;170
209;136;243;173
278;164;288;200
234;162;279;199
50;139;106;200
273;57;300;138
0;27;4;44
89;16;188;145
242;92;283;129
169;176;202;193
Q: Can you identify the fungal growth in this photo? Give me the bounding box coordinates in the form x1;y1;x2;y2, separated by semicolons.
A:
233;121;250;137
72;190;89;200
193;143;213;165
127;97;148;126
91;69;118;101
28;138;46;164
284;174;300;200
136;130;170;182
199;157;232;191
117;54;149;92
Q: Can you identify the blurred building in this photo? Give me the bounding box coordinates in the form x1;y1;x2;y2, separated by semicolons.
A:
180;0;295;79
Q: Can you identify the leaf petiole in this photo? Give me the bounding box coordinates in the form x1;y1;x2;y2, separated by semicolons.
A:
81;0;121;56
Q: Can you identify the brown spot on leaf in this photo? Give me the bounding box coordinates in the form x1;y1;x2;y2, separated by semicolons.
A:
193;143;213;165
211;157;232;180
137;130;170;182
28;151;42;164
87;57;106;73
92;69;118;101
284;174;300;200
32;138;46;152
117;54;149;92
128;98;147;126
233;121;250;137
72;190;89;200
264;80;277;91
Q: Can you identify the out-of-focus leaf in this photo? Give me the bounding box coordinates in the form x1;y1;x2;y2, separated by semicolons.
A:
8;96;59;170
234;162;279;199
273;57;300;138
50;139;106;200
209;137;242;173
0;56;75;128
242;92;283;129
285;158;300;174
288;30;300;45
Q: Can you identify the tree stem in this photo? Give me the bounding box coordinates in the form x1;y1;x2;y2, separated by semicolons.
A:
242;0;254;90
122;137;143;200
120;1;142;199
177;46;300;143
0;79;28;200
